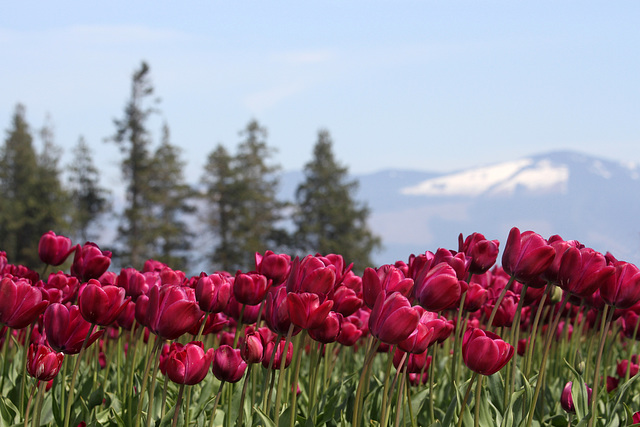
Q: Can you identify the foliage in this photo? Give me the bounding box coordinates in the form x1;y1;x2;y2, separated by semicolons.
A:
294;129;381;272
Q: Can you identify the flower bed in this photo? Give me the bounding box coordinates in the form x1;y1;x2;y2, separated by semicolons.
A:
1;228;640;426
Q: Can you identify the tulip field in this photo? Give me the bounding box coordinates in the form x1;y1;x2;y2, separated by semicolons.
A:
3;229;640;426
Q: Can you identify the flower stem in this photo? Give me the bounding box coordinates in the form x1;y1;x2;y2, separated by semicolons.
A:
63;323;96;427
208;381;225;427
474;375;483;427
236;364;252;427
274;324;295;426
487;276;515;330
588;305;615;427
456;372;478;427
525;292;570;427
171;384;185;427
352;337;380;427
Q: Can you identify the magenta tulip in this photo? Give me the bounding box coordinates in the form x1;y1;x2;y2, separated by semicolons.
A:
38;231;74;266
286;292;334;330
414;263;461;312
70;242;111;282
462;328;514;375
561;381;592;414
78;279;130;326
369;291;419;345
141;284;202;340
27;343;64;381
195;273;231;313
557;247;615;299
165;341;214;385
212;345;247;383
458;232;500;275
233;272;270;306
0;277;49;329
255;251;291;286
44;303;104;354
600;261;640;309
502;227;555;283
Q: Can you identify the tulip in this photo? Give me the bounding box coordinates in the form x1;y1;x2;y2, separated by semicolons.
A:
393;348;431;374
458;232;500;275
262;339;293;369
44;303;104;354
233;272;270;306
560;381;592;414
502;227;555;284
78;279;130;326
330;285;362;317
212;345;247;383
27;343;64;381
308;311;342;344
369;292;419;345
432;248;471;280
240;331;264;364
362;265;413;309
224;294;261;325
0;277;49;329
255;251;291;286
70;242;111;282
117;268;148;301
414;263;461;312
195;273;231;313
463;282;489;312
600;261;640;309
633;412;640;424
336;315;364;346
462;328;514;376
557;247;615;299
264;286;300;336
141;285;202;340
165;341;214;385
286;255;336;296
286;292;334;330
38;231;74;266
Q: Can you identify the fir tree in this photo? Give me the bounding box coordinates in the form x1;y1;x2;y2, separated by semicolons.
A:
201;120;287;272
147;123;195;270
68;136;110;243
0;106;69;267
294;129;381;272
201;144;244;272
109;61;158;268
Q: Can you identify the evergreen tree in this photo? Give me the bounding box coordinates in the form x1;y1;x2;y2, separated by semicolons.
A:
147;124;195;270
109;61;158;268
201;144;244;272
0;106;68;267
68;136;110;243
201;120;287;272
294;129;381;272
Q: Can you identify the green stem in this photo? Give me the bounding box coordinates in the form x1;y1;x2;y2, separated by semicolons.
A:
0;327;10;393
451;290;468;386
352;337;381;427
195;312;210;342
393;365;407;427
134;335;162;427
588;305;615;427
380;346;399;426
274;324;295;426
20;326;34;414
171;384;185;427
406;368;417;427
456;372;478;427
524;293;550;378
474;375;483;427
289;330;307;427
525;292;571;427
63;323;96;427
236;364;253;427
184;381;193;427
146;340;164;427
31;380;45;427
23;381;38;427
507;283;529;407
487;276;516;330
208;381;225;427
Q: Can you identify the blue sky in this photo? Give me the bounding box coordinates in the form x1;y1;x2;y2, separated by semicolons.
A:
1;1;639;187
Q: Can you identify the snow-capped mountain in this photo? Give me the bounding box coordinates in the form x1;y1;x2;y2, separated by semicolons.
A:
283;150;640;267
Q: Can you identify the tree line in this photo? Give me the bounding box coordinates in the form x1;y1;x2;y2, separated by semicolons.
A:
0;61;380;274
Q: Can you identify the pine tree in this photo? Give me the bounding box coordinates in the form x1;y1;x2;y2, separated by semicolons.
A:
146;124;195;270
109;61;158;268
201;144;244;272
294;129;381;272
0;106;69;267
68;136;110;243
201;120;287;272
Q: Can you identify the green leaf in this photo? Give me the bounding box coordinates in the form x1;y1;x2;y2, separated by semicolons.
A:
0;396;18;425
547;414;569;427
254;406;276;427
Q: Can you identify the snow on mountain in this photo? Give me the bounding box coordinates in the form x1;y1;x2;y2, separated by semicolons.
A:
350;150;640;267
400;158;569;197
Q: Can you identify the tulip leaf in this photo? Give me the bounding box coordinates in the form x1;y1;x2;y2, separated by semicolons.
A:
547;415;569;427
564;358;588;421
51;382;63;426
609;371;640;417
0;395;18;425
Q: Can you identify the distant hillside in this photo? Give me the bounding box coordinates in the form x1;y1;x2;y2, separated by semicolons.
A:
281;150;640;267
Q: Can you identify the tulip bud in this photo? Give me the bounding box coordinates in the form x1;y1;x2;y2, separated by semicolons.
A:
27;343;64;381
212;345;247;383
38;231;74;266
165;341;214;385
70;242;111;282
